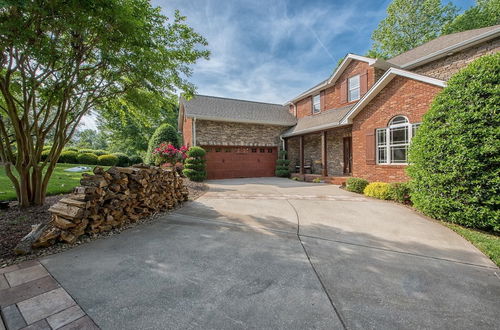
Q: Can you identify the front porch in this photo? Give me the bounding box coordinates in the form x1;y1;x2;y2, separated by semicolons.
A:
285;125;352;185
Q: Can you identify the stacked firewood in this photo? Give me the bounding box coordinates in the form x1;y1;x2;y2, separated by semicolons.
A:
33;164;189;248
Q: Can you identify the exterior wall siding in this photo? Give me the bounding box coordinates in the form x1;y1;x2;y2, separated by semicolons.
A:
351;76;442;183
326;126;351;176
412;37;500;80
195;120;287;147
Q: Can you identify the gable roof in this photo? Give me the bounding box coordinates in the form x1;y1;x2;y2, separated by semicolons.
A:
179;95;297;129
339;68;446;125
281;104;353;137
286;54;392;104
388;25;500;69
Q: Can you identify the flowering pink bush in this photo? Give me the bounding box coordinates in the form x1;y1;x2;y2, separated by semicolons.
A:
152;143;188;166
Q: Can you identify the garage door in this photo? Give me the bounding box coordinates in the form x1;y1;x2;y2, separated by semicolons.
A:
202;146;277;180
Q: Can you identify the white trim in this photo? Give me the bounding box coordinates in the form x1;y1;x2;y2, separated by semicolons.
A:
340;68;446;125
286;54;393;104
400;27;500;69
183;114;295;127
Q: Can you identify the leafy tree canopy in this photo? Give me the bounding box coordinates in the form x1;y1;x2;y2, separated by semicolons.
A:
442;0;500;34
97;89;179;157
0;0;209;206
367;0;458;59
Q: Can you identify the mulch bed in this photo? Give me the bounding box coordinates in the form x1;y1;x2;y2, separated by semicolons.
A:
0;178;208;267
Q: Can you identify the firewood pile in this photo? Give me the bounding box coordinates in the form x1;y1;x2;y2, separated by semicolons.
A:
32;164;189;248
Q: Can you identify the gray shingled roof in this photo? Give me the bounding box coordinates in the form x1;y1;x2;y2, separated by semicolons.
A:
180;95;297;126
282;105;353;137
388;25;500;67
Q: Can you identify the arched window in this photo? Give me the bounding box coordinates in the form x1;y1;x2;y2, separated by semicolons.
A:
376;116;420;164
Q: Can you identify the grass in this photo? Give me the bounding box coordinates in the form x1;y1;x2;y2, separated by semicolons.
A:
0;163;104;201
445;223;500;267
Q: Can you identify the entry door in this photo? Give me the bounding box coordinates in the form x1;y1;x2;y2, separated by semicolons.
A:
343;137;352;175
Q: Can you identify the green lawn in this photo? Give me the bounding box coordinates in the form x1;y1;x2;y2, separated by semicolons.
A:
445;223;500;267
0;164;102;201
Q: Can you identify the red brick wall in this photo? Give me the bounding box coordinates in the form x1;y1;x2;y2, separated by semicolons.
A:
351;76;442;182
294;60;381;119
323;61;377;111
182;116;193;147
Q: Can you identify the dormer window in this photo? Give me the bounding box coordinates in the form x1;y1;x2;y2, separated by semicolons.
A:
312;94;320;114
348;75;360;102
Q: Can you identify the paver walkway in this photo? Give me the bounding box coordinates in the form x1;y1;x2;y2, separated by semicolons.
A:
0;260;98;330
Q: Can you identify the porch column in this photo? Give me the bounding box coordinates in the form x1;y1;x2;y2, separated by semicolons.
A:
299;135;304;174
321;131;328;176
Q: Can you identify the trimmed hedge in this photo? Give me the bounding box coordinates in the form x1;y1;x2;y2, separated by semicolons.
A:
113;153;130;167
275;150;290;177
183;147;206;181
145;123;180;164
407;53;500;232
58;151;78;164
129;155;143;165
364;182;391;200
77;153;98;165
65;147;79;152
345;177;369;193
41;149;51;162
78;148;94;154
98;154;119;166
93;149;107;156
389;182;412;204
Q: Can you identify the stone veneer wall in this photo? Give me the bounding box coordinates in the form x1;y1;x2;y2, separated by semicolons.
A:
285;126;352;176
195;120;288;147
413;37;500;80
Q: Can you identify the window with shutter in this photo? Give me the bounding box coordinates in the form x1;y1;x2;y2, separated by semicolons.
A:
340;79;347;103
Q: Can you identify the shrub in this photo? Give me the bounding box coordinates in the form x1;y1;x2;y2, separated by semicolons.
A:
93;150;107;156
43;145;52;151
65;147;79;152
345;177;369;193
183;147;206;181
78;148;95;154
389;182;412;204
312;178;321;183
113;153;131;167
58;151;78;164
145;123;180;164
364;182;391;200
129;155;143;165
98;154;119;166
41;149;51;161
77;153;98;165
407;53;500;232
275;150;290;177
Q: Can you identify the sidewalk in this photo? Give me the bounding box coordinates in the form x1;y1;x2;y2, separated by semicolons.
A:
0;260;98;330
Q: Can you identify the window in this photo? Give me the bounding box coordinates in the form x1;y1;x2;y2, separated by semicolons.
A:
312;94;320;114
251;148;257;153
376;116;420;165
348;75;360;102
268;148;273;153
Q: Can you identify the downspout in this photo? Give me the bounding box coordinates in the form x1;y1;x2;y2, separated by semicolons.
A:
193;117;197;146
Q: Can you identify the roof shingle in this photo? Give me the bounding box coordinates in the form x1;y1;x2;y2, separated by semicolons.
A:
181;95;296;126
388;25;500;67
282;105;353;137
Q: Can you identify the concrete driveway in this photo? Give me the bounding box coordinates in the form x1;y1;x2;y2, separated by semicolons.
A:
41;178;499;329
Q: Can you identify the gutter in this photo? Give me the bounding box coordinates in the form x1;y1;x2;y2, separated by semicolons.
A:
281;122;351;139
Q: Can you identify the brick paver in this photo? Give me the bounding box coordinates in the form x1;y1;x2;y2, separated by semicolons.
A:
0;260;99;329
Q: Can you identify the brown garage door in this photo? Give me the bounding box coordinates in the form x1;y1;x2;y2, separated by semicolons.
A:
202;146;277;180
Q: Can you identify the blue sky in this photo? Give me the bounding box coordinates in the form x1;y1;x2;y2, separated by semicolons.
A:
153;0;474;104
81;0;474;129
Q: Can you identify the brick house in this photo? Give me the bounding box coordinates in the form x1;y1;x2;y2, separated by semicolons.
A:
179;25;500;182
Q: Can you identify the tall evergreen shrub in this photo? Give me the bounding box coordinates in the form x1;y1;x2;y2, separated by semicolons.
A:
145;123;180;164
183;146;206;182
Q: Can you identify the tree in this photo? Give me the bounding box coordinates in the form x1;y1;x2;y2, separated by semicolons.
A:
145;123;180;164
72;129;108;150
367;0;458;59
97;89;179;156
442;0;500;34
0;0;209;206
407;53;500;232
